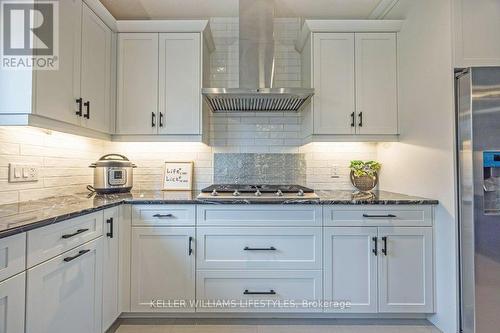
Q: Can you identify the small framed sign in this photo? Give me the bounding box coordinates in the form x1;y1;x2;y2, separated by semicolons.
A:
163;161;193;191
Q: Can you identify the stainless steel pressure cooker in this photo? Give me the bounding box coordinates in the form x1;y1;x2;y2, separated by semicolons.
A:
89;154;136;194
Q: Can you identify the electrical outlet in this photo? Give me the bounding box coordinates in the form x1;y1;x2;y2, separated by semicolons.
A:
9;164;39;183
330;165;340;179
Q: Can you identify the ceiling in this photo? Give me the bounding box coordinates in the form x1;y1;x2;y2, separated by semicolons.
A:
99;0;388;20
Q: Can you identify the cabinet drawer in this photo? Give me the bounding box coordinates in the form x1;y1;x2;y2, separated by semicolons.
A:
27;211;103;267
0;233;26;282
196;270;322;312
132;205;195;226
197;227;322;270
324;205;433;227
197;205;322;227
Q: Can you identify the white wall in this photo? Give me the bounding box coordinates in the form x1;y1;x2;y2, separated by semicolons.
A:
381;1;458;332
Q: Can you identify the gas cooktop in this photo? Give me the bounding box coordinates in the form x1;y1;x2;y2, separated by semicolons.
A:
198;184;318;200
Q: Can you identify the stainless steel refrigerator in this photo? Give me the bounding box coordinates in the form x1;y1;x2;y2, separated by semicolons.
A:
457;67;500;333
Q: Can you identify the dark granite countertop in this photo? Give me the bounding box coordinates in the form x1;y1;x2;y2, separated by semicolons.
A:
0;190;438;239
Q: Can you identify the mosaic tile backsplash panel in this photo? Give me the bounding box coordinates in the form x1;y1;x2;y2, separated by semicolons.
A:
214;153;306;185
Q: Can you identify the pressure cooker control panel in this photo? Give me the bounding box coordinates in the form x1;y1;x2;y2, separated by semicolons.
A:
108;168;127;186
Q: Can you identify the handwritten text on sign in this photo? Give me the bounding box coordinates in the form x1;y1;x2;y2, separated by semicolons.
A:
163;162;193;190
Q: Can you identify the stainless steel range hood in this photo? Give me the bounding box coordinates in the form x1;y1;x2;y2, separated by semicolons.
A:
202;0;314;113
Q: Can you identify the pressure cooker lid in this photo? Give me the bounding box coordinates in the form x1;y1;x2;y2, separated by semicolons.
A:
90;154;136;168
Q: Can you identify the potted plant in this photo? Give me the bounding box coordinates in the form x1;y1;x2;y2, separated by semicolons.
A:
349;160;381;192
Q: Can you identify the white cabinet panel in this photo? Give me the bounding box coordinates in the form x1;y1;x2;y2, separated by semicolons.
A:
158;33;201;135
102;207;120;331
81;3;112;133
131;227;195;312
378;227;434;313
34;0;82;125
196;270;322;312
0;233;25;282
197;227;322;270
197;205;322;227
454;0;500;66
132;204;196;226
117;33;159;135
27;211;103;267
324;227;378;313
26;238;103;333
0;272;25;333
313;33;355;135
355;33;398;135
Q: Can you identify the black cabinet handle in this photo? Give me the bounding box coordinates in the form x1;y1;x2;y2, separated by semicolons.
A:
243;289;276;295
76;98;83;116
188;236;193;256
382;236;388;256
61;228;89;239
152;213;174;219
106;217;114;238
350;112;355;127
152;112;156;127
83;101;90;119
63;249;90;262
159;112;164;127
244;247;277;251
358;112;363;127
372;237;378;256
362;214;396;218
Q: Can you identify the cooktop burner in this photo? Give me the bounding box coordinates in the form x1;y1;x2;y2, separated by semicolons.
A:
201;184;314;193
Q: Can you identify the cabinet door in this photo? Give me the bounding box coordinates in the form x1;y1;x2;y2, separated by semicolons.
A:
378;227;433;313
158;33;201;135
131;227;195;312
355;33;398;135
102;207;120;331
26;239;103;333
324;227;378;313
0;272;25;333
313;33;355;135
34;0;82;125
80;3;112;133
117;33;158;135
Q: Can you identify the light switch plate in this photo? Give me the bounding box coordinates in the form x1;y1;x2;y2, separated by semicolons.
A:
9;164;39;183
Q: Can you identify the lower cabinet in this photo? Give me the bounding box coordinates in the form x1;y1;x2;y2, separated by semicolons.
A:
131;227;195;312
26;238;103;333
324;226;434;313
0;272;26;333
102;207;120;331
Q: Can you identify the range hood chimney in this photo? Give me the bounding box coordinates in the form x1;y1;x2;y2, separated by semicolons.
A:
202;0;314;113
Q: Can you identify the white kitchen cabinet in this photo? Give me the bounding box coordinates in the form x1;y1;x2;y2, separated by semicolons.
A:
355;33;398;135
117;33;159;135
312;33;355;135
453;0;500;67
0;233;26;282
324;227;378;313
378;227;434;313
80;3;113;133
131;227;195;312
158;33;201;135
34;0;82;126
102;207;120;331
26;238;103;333
0;272;25;333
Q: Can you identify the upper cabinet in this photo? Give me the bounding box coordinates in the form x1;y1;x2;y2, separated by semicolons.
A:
298;20;401;141
0;0;114;138
453;0;500;67
116;23;213;142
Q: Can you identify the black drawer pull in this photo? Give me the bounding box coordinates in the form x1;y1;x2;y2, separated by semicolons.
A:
106;218;114;238
243;289;276;295
62;228;89;239
244;247;277;251
362;214;396;218
84;101;90;119
76;98;83;116
152;213;174;219
382;236;388;256
63;249;90;262
372;237;378;256
188;236;193;256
